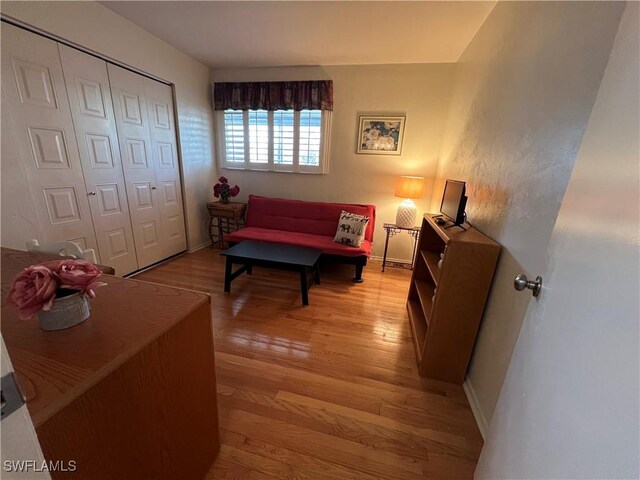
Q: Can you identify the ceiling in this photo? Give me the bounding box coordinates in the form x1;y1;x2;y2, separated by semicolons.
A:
100;1;496;69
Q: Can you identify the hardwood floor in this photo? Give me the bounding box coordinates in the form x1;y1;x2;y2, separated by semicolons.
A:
134;248;483;479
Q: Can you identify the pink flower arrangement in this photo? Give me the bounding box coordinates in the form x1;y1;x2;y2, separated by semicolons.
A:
7;259;106;320
213;176;239;203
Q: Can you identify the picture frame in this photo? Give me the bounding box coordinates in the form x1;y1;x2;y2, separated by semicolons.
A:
356;115;406;155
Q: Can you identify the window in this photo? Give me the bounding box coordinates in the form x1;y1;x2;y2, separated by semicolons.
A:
218;108;331;173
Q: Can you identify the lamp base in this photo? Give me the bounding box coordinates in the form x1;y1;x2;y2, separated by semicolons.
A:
396;200;417;229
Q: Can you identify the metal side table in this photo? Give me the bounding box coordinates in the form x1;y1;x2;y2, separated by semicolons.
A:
381;223;421;272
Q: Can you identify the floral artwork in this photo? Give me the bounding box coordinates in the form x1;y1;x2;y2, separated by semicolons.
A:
356;115;406;155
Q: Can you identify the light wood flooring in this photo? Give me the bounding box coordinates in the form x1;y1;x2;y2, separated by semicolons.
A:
135;248;483;479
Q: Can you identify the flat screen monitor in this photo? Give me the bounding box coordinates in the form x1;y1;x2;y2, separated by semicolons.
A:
440;180;467;225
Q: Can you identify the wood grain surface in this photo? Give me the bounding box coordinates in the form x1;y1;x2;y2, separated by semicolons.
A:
408;215;501;383
1;248;220;480
135;248;483;479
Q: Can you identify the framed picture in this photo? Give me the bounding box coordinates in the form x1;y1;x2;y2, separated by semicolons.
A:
356;115;406;155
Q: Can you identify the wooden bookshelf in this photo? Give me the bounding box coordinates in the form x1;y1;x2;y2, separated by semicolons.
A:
406;214;501;383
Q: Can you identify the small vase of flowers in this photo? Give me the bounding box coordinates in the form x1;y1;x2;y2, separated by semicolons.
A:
7;259;106;331
213;176;240;204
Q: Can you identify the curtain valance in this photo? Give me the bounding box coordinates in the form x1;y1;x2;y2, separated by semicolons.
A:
213;80;333;111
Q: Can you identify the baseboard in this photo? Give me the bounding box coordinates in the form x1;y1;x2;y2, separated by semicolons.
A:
126;250;187;278
187;241;210;253
463;378;489;440
370;254;412;264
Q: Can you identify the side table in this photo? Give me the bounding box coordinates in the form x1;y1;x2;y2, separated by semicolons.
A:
207;201;247;246
382;223;421;272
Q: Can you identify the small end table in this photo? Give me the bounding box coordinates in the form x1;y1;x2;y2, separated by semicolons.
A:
207;201;247;246
382;223;421;272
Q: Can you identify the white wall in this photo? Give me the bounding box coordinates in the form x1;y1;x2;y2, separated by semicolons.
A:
432;1;625;430
476;3;639;477
0;335;51;480
1;1;216;251
211;64;455;261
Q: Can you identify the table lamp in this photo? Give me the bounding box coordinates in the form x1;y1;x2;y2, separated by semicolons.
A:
394;176;424;228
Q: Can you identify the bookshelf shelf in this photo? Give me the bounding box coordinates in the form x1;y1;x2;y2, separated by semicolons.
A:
420;250;441;285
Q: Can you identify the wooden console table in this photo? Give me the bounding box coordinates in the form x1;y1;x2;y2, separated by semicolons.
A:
0;248;220;480
207;201;246;246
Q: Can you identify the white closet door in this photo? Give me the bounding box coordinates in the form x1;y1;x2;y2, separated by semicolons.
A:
107;64;165;268
0;24;98;253
143;79;187;257
59;45;139;276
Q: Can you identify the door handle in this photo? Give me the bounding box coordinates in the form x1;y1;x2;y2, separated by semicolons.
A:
151;186;157;190
514;274;542;297
87;192;96;196
1;373;25;420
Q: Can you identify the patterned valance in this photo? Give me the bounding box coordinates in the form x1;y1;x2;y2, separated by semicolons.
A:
213;80;333;111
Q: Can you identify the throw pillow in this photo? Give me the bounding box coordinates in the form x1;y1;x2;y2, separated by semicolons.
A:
334;210;370;247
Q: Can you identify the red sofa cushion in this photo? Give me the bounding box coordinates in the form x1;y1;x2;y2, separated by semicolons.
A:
225;227;372;257
244;195;376;243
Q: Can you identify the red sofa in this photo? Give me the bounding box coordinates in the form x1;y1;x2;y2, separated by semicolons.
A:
225;195;376;282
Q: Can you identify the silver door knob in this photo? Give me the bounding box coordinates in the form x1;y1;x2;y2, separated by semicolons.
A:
514;274;542;297
87;191;96;196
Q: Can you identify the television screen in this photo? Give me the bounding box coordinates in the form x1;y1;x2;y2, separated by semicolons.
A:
440;180;467;225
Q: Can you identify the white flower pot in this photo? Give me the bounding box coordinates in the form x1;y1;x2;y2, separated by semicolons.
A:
37;291;90;331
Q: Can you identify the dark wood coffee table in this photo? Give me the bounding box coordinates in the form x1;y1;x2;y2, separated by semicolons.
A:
221;241;322;306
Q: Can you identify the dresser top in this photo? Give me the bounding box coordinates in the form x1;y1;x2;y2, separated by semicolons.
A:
0;248;210;426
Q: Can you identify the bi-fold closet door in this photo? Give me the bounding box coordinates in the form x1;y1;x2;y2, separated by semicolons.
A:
1;24;100;257
142;78;187;259
1;23;187;275
59;45;139;275
108;65;186;267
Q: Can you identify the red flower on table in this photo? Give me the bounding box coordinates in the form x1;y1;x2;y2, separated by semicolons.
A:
213;176;240;200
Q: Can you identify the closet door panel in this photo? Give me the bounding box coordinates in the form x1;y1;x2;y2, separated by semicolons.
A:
107;64;164;269
143;79;187;257
1;24;98;253
59;45;138;276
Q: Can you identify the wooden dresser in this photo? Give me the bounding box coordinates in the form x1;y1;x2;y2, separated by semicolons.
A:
0;248;220;480
407;215;501;384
